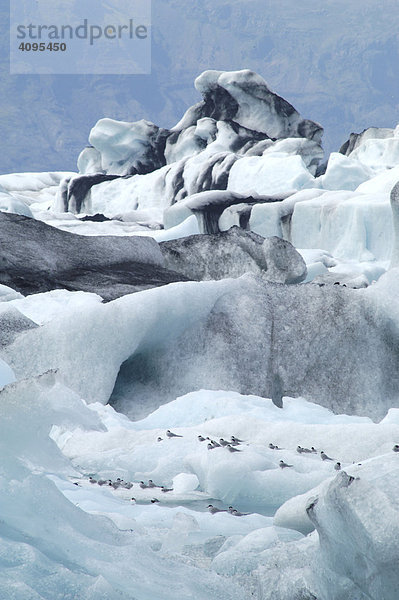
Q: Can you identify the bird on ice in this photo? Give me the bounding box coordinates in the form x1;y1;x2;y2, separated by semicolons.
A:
139;481;148;489
166;430;183;438
198;435;206;442
393;444;399;452
207;443;216;450
226;444;242;453
231;509;249;517
89;477;97;484
279;460;293;468
161;486;173;493
228;506;249;516
269;443;283;450
334;462;341;471
207;505;227;514
231;436;244;443
148;480;157;488
219;438;230;446
297;446;312;454
320;451;334;461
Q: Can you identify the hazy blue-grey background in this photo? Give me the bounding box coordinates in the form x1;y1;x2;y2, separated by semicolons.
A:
1;0;399;174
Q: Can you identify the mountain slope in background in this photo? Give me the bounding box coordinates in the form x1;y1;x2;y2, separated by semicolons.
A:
1;0;399;173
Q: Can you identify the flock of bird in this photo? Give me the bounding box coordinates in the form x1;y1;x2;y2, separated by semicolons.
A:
157;430;244;453
86;476;173;503
207;505;248;516
162;429;345;471
274;445;342;472
83;431;399;515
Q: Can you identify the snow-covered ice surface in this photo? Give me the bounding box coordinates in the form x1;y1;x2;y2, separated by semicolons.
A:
40;386;399;599
0;374;253;600
2;69;399;599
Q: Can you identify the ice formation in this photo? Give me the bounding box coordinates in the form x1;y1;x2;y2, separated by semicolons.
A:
160;227;307;284
174;69;323;142
0;212;189;300
1;68;399;599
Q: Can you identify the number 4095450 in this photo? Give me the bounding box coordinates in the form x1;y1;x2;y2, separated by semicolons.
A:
18;42;67;51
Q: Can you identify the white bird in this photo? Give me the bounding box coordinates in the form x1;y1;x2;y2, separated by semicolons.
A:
231;509;249;517
207;505;227;515
297;445;312;454
166;430;183;438
321;451;334;461
228;506;248;516
279;460;293;468
226;444;241;453
334;462;341;471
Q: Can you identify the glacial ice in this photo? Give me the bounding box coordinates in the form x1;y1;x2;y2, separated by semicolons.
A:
339;126;395;157
160;227;306;283
0;374;250;600
0;356;15;387
163;190;285;234
0;283;24;302
47;386;399;599
0;305;38;348
227;154;316;196
3;278;241;405
52;69;326;219
7;289;103;326
318;151;374;190
4;266;399;423
0;187;33;217
0;212;191;300
176;69;322;142
350;137;399;172
2;67;399;599
250;188;393;265
86;117;168;176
